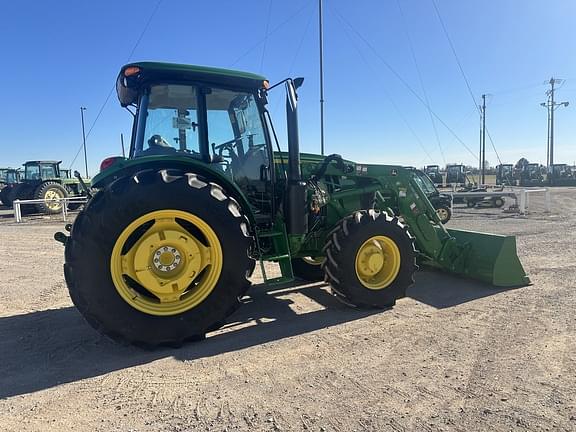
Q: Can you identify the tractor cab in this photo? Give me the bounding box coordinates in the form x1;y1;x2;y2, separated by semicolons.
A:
518;163;544;186
23;161;62;181
5;169;20;184
445;164;467;185
549;164;576;186
424;165;443;185
0;168;20;187
113;63;279;223
496;164;515;186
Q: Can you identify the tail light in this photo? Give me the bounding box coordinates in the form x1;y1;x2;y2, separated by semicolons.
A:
100;157;123;172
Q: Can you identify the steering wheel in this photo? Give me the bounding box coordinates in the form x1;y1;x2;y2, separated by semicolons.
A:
213;137;243;154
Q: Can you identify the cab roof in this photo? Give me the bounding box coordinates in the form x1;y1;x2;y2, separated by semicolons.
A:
23;160;61;165
121;62;267;89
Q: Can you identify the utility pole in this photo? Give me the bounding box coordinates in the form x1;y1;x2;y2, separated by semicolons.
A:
80;107;88;178
478;106;482;181
481;94;486;185
541;78;569;171
319;0;325;155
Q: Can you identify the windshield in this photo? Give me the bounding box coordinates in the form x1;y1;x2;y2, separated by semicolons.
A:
447;166;461;175
25;164;40;180
138;84;200;157
6;171;17;183
414;170;438;195
135;84;267;168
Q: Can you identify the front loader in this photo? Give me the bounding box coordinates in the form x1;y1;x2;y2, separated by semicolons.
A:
56;62;529;347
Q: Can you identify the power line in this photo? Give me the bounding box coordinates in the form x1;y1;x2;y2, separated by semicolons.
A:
259;0;273;73
331;6;478;161
270;6;316;117
230;1;313;67
330;8;435;164
431;0;507;168
396;0;446;165
430;0;479;111
69;0;165;170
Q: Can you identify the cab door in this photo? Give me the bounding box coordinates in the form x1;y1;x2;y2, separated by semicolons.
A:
206;88;273;223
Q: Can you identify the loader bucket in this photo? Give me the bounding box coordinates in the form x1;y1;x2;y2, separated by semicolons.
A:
441;229;530;287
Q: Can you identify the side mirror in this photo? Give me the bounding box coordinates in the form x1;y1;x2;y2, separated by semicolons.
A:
293;77;304;89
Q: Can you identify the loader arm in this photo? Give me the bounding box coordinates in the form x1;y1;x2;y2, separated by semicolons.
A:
377;167;529;287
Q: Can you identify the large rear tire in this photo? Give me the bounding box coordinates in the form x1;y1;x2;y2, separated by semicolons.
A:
35;181;68;214
64;169;254;347
322;210;417;308
0;187;11;207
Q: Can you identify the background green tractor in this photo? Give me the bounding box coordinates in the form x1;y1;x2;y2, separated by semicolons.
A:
0;168;21;205
423;165;444;185
445;164;467;185
496;164;516;186
9;161;89;214
57;62;529;347
548;163;576;186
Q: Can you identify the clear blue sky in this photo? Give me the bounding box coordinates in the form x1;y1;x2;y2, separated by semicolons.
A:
1;1;575;175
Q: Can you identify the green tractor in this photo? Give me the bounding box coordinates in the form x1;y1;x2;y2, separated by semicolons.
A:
496;164;516;186
548;164;576;186
423;165;444;185
56;62;529;347
445;164;468;185
8;160;89;214
0;168;21;205
517;162;545;187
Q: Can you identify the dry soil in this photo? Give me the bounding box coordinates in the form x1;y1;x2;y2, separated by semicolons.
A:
0;188;574;431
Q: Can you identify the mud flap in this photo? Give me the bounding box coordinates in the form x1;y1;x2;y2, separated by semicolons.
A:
437;229;530;287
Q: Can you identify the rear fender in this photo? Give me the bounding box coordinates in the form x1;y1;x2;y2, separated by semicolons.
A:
91;158;257;226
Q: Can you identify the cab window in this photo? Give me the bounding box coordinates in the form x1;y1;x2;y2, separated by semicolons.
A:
139;85;200;156
207;89;268;179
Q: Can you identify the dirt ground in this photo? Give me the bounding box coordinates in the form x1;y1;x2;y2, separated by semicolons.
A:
0;188;575;431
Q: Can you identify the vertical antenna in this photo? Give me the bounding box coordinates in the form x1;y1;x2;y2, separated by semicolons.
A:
319;0;325;155
120;133;126;158
80;107;88;178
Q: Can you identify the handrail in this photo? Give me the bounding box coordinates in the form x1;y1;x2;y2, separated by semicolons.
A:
13;197;88;223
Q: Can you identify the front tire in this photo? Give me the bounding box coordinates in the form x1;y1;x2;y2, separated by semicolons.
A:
435;206;451;224
322;210;417;308
492;197;504;208
64;169;254;347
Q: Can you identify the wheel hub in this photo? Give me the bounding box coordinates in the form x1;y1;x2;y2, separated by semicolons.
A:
355;236;401;290
152;246;182;273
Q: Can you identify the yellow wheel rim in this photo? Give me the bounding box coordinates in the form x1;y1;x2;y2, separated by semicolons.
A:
354;236;401;290
45;189;64;210
110;210;223;316
436;208;448;221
